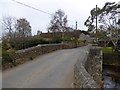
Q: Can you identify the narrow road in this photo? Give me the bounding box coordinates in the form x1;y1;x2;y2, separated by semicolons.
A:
3;46;89;88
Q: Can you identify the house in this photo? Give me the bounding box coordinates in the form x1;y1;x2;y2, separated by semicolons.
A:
39;30;82;40
79;31;93;43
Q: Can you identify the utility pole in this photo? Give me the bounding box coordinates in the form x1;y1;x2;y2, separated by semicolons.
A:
75;21;77;48
96;5;97;33
62;26;64;42
96;5;98;43
76;21;77;30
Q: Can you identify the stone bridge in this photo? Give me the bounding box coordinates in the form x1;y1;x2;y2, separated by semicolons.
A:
2;44;102;88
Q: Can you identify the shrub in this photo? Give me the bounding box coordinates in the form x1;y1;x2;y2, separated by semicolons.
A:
8;37;48;50
50;38;62;44
2;52;15;65
3;36;63;50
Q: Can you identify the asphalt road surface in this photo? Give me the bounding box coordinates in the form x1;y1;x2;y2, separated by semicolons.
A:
2;46;89;88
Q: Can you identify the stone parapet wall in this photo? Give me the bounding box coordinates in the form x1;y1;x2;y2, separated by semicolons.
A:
74;45;102;88
85;47;103;87
14;44;70;63
2;44;70;70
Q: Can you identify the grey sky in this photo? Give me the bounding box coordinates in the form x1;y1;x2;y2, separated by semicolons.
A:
0;0;119;35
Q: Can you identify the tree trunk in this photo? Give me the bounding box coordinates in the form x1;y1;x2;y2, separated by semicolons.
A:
114;45;119;52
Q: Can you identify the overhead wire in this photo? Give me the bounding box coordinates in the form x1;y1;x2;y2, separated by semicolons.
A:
11;0;76;25
12;0;52;16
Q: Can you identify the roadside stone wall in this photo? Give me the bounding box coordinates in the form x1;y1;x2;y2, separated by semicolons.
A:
85;47;103;87
74;45;102;88
2;44;70;70
14;44;70;63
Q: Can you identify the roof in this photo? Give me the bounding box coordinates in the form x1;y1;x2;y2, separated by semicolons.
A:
39;30;82;38
80;31;89;35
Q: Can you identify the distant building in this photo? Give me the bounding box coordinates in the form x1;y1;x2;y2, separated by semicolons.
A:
39;30;82;39
78;33;92;43
37;30;42;35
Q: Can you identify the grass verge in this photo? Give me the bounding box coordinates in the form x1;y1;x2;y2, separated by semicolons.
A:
102;47;113;54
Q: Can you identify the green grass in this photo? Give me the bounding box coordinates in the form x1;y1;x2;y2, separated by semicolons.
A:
0;44;1;57
0;44;2;66
102;47;113;54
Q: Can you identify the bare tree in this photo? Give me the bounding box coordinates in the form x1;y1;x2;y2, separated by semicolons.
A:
2;16;17;39
48;9;68;38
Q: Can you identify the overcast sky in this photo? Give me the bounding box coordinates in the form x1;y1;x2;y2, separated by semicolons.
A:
0;0;119;36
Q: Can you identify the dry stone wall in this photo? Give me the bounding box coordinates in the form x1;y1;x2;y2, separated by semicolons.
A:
85;47;103;87
3;44;70;70
74;45;102;88
14;44;70;63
